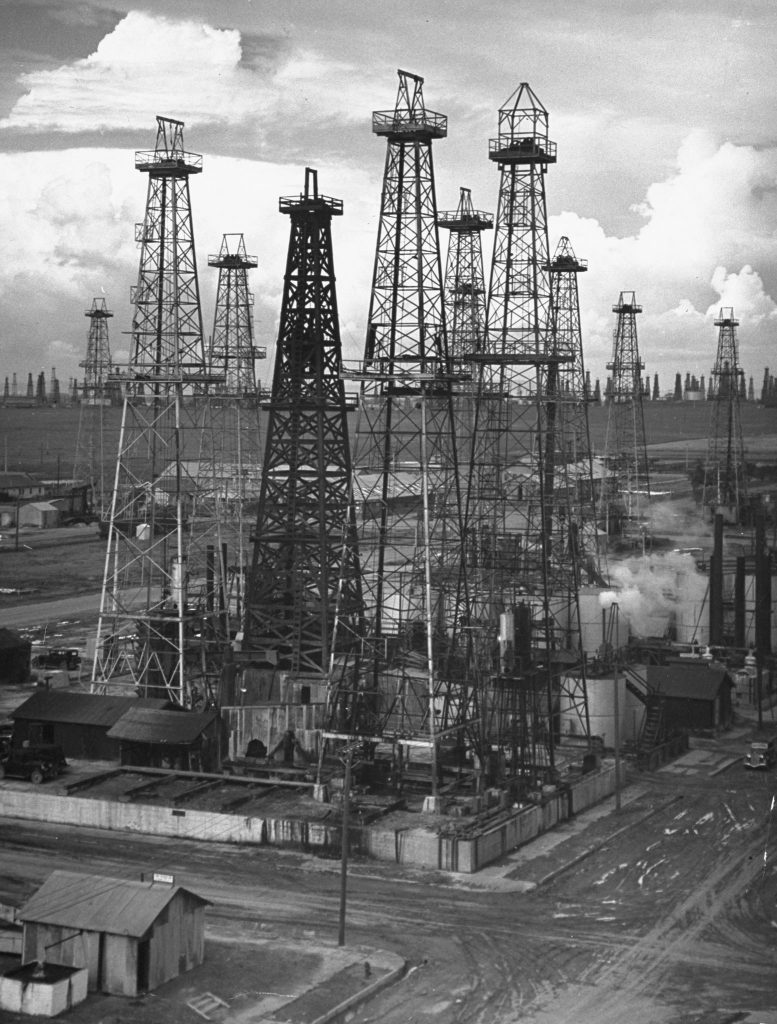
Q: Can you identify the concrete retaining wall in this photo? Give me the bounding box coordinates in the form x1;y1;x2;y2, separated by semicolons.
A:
0;764;621;874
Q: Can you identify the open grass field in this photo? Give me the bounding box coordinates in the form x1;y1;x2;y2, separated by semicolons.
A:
0;399;775;479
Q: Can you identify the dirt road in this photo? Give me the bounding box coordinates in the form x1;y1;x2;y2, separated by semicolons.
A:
2;754;777;1023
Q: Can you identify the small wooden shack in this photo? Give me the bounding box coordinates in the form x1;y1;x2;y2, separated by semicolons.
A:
647;660;735;733
10;692;170;760
18;502;60;529
18;870;209;996
106;706;222;772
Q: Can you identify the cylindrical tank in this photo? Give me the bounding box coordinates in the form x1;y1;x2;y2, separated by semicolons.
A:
578;587;630;657
559;673;643;746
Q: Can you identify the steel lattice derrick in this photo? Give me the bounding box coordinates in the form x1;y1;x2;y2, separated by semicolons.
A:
531;236;602;740
461;85;594;784
438;188;493;365
73;298;116;516
92;117;225;710
702;307;748;517
130;118;206;377
208;234;265;394
242;169;363;680
602;291;651;531
204;233;265;623
339;71;472;792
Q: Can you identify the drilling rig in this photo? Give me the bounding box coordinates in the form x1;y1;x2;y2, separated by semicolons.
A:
328;70;470;800
73;297;116;517
602;291;651;538
204;233;266;624
241;169;363;712
91;116;226;709
702;307;748;523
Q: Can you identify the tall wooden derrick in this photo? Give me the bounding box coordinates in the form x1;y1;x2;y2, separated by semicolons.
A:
462;85;593;784
702;307;748;520
242;169;363;703
73;297;115;516
205;234;266;625
333;70;470;796
602;291;651;533
91;116;225;708
438;187;492;365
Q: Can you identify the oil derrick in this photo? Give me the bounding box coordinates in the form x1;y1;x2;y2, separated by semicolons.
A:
335;70;469;797
602;291;651;533
205;233;266;623
545;237;598;560
702;307;747;518
464;84;592;786
73;298;114;515
536;236;601;743
242;168;363;696
438;187;492;364
92;116;224;709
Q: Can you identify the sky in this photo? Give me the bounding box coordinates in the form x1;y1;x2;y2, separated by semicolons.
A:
0;0;776;396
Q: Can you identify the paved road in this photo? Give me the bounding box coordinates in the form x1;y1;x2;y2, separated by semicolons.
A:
2;753;777;1023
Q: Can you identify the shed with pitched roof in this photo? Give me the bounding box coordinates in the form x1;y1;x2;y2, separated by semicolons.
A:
106;707;222;772
10;692;170;760
18;870;209;996
647;660;735;733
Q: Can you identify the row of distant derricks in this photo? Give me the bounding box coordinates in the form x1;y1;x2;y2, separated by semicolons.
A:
82;70;771;813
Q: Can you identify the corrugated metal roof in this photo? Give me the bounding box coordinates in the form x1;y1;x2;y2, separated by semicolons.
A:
11;692;170;727
18;870;208;937
648;662;732;701
107;707;218;744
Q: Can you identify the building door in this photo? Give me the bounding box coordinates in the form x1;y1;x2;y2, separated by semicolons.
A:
137;938;150;993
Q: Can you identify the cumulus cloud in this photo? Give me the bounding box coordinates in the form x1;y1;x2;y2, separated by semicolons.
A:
0;12;263;131
0;11;380;136
1;10;776;394
551;130;777;385
0;146;377;385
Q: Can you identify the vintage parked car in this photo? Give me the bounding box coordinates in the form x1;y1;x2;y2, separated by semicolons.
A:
744;738;777;770
30;646;81;671
0;742;67;784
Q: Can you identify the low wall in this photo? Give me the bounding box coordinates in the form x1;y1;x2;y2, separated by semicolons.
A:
638;734;690;771
0;764;621;874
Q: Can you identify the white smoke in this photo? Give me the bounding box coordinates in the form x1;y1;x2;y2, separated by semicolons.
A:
599;551;708;641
